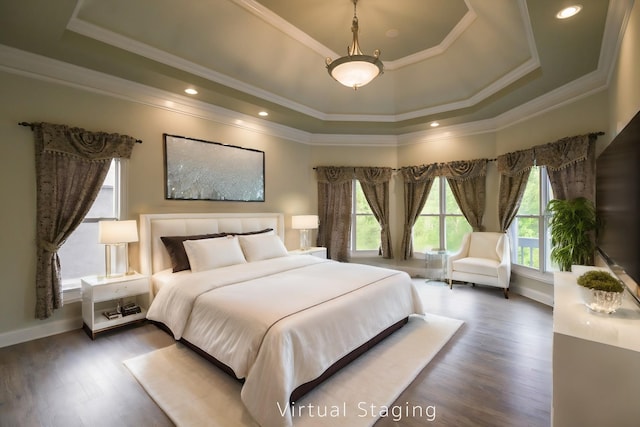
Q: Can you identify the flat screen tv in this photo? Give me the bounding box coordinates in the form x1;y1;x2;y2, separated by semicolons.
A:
596;109;640;305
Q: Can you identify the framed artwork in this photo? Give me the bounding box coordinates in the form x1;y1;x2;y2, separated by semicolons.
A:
163;134;265;201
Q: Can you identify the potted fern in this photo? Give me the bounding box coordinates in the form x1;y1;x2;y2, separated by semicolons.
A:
547;197;597;271
577;270;624;313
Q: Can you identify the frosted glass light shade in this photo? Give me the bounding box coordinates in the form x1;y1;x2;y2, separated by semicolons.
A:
98;220;138;244
291;215;318;230
329;57;382;89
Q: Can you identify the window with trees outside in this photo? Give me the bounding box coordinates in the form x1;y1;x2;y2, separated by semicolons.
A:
351;180;381;253
413;177;472;254
58;159;122;289
507;166;555;273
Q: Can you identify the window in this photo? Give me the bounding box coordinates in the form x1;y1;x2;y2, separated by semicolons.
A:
508;166;555;273
58;159;123;287
413;177;472;253
351;180;380;253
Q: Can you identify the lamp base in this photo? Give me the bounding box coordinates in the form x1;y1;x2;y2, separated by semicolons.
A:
299;229;312;251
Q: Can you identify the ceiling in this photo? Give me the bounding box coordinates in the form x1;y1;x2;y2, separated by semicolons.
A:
0;0;631;138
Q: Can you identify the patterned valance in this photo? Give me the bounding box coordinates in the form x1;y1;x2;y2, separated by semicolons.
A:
497;149;535;177
439;159;488;181
533;134;592;171
315;166;355;184
400;164;439;183
34;122;137;161
354;167;392;184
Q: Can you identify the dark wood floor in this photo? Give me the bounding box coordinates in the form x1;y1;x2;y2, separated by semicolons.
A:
0;280;552;427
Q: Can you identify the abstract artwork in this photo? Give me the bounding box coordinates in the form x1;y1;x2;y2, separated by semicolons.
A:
163;134;265;201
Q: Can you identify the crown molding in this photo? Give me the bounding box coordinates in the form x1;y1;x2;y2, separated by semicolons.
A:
66;0;543;124
0;44;312;144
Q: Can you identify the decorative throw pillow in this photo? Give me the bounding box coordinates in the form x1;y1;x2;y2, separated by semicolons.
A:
183;236;247;272
161;233;226;272
239;234;289;262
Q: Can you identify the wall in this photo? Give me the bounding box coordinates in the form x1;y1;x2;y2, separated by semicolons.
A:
608;0;640;140
0;71;314;341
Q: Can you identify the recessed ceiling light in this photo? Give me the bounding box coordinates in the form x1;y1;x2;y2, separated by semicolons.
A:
430;121;440;128
184;88;198;95
556;5;582;19
258;111;269;117
385;29;399;38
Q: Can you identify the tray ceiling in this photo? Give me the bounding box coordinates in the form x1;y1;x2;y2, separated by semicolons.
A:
0;0;627;136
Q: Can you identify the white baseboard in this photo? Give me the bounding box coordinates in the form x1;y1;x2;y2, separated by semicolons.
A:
511;283;554;307
0;316;83;349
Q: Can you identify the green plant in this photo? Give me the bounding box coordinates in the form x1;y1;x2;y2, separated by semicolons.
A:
547;197;597;271
577;270;624;293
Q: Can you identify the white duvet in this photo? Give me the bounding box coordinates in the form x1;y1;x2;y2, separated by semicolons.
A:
147;256;424;427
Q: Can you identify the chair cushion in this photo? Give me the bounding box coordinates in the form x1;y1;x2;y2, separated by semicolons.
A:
467;234;500;261
453;257;501;277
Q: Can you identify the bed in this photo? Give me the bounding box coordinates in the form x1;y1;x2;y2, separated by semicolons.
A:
139;213;424;427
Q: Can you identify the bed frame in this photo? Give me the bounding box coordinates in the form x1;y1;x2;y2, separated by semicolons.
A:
139;212;285;276
138;212;407;403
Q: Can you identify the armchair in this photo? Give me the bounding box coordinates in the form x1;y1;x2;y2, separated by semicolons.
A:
447;232;511;298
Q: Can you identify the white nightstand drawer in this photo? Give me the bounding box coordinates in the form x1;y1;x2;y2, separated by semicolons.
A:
92;277;149;302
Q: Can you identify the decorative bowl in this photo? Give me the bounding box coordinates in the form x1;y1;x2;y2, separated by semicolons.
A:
580;287;623;314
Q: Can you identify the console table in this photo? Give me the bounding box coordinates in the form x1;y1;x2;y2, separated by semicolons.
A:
553;269;640;427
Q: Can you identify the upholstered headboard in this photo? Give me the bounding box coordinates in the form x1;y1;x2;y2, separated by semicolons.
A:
139;212;285;275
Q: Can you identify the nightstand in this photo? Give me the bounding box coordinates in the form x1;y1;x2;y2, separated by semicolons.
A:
289;247;327;259
81;273;150;339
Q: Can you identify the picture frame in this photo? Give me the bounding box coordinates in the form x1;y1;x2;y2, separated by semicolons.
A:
163;134;265;202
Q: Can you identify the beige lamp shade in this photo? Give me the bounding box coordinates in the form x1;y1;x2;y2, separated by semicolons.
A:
291;215;318;230
98;220;139;244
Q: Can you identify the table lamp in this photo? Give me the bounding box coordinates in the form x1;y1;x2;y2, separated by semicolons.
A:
98;220;139;277
292;215;318;251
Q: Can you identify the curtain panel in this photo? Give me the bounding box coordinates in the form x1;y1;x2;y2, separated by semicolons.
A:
497;149;535;231
534;134;597;202
315;166;354;262
354;167;393;258
400;164;439;260
33;123;137;319
440;159;488;232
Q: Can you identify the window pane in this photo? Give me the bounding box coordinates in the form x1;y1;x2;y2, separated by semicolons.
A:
518;166;540;215
355;182;372;214
59;160;118;281
445;216;472;252
421;177;440;215
444;180;462;214
355;215;380;250
59;222;104;279
413;216;440;252
86;160;116;218
513;217;540;268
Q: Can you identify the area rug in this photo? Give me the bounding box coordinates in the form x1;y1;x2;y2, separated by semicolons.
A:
124;313;463;427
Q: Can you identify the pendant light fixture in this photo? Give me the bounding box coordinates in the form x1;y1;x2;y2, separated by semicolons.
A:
325;0;383;90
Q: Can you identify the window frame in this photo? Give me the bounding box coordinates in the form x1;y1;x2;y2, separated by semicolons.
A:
508;166;555;283
61;159;128;301
350;179;380;256
414;177;470;255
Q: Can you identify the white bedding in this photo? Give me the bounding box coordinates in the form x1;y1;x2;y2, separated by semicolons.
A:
147;255;423;427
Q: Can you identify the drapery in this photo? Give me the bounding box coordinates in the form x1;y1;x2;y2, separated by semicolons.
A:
441;159;488;232
33;123;137;319
316;167;354;261
400;164;439;260
354;167;393;258
534;134;597;202
497;149;535;231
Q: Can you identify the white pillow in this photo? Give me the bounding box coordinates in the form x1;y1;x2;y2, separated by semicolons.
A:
239;234;289;262
183;236;246;272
